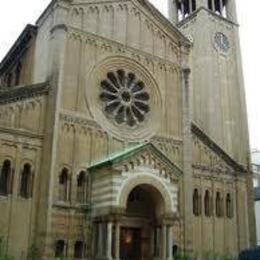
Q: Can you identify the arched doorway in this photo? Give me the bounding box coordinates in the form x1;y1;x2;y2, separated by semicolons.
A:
119;184;166;260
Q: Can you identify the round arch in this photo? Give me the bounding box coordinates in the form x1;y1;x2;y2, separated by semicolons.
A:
118;173;174;214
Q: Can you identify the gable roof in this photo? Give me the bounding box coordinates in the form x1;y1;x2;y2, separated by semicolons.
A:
88;142;182;176
192;123;247;173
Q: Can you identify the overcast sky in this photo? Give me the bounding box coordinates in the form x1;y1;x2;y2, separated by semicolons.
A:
0;0;259;151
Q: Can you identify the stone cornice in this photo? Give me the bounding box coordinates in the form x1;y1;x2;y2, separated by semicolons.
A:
0;126;44;141
0;82;49;105
60;111;183;146
192;123;246;173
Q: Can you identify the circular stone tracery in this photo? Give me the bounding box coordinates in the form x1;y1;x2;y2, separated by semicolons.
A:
100;70;150;127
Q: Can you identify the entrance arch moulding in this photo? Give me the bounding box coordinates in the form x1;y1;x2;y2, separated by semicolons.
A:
118;173;175;215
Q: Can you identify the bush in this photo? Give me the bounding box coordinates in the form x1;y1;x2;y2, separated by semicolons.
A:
0;237;13;260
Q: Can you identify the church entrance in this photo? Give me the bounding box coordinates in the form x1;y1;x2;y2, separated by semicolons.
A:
119;184;165;260
120;227;142;260
94;182;175;260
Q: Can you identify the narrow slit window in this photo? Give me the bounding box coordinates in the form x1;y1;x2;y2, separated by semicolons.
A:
0;160;12;196
59;168;70;202
20;163;33;199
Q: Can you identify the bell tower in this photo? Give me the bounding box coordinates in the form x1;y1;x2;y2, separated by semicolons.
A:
168;0;249;166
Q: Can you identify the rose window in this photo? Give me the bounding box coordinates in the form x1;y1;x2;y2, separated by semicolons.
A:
99;70;150;127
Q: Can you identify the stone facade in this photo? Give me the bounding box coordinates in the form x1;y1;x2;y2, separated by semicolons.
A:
0;0;255;259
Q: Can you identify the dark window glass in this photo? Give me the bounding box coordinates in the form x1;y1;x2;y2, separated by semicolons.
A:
74;241;84;258
55;240;65;258
0;160;12;196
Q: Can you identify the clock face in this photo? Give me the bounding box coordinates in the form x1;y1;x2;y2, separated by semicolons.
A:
214;32;230;53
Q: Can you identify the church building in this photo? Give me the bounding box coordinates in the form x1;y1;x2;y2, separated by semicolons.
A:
0;0;256;259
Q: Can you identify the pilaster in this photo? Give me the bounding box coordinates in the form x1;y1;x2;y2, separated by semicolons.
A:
181;65;193;252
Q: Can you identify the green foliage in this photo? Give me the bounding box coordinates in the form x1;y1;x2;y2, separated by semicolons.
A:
174;251;195;260
0;237;13;260
26;245;41;260
173;250;234;260
202;251;234;260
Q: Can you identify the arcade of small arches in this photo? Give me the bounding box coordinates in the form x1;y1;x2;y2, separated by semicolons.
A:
0;159;34;199
193;188;234;218
176;0;228;21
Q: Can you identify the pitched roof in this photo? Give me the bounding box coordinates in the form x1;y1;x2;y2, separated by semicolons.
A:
88;142;182;176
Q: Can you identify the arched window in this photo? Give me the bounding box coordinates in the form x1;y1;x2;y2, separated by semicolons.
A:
192;0;196;12
0;160;12;196
208;0;213;10
15;63;22;85
55;240;65;258
74;241;84;258
226;193;233;218
20;163;33;198
76;171;87;203
208;0;228;17
59;168;70;202
204;190;211;217
193;189;201;216
216;191;223;217
176;0;196;21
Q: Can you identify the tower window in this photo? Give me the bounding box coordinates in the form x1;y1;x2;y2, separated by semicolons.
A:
76;171;87;203
177;0;197;22
58;168;70;202
208;0;228;18
55;240;66;258
208;0;213;10
0;160;12;196
20;163;33;199
74;241;84;258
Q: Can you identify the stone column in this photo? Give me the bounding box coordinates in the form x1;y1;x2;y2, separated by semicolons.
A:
168;0;179;24
167;226;173;260
106;222;113;259
189;0;193;13
219;0;223;15
211;0;215;11
181;2;185;20
115;222;120;260
161;225;167;259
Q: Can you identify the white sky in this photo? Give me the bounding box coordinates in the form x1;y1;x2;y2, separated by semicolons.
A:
0;0;259;150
